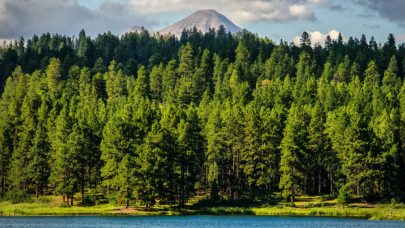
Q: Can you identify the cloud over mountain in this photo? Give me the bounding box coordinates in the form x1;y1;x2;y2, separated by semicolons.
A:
127;0;331;24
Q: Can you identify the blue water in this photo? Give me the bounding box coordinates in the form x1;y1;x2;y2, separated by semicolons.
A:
0;215;404;228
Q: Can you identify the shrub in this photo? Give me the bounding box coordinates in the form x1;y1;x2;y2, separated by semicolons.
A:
275;205;283;209
267;199;276;205
83;195;96;206
391;198;396;206
282;191;292;201
59;202;70;208
284;203;295;207
88;189;97;194
210;179;219;202
6;191;32;204
337;187;351;207
302;203;315;208
37;196;53;204
196;198;212;207
107;191;117;205
321;194;335;201
12;209;26;215
272;194;284;202
308;209;317;215
376;204;390;208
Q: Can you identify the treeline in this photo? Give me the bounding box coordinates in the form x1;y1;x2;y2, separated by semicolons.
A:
1;27;405;207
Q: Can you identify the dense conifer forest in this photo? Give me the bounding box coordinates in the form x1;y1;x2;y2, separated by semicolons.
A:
1;26;405;208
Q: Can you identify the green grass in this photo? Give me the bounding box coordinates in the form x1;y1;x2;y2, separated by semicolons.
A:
0;195;152;216
0;193;404;220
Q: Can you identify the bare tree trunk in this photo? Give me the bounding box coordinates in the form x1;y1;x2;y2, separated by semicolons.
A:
231;148;235;198
71;185;74;206
1;173;4;199
330;174;333;194
88;164;91;189
36;182;39;199
356;166;359;196
291;185;294;203
198;174;200;197
82;168;85;205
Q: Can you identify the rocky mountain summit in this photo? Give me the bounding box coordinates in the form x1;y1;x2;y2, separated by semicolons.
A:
122;9;242;38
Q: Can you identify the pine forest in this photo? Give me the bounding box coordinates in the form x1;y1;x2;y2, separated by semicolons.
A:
1;26;405;208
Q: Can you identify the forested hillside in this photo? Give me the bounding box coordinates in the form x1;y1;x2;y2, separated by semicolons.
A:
1;26;405;208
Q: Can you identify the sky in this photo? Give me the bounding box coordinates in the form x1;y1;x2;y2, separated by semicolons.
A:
0;0;405;46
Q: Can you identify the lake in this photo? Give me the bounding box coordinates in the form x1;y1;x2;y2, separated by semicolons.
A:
0;215;404;228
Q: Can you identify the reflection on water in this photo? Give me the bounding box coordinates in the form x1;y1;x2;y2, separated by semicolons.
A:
0;215;404;228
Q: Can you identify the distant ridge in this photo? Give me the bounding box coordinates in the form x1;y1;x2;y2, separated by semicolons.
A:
122;9;242;38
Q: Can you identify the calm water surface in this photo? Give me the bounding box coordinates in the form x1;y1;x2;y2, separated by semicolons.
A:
0;215;404;228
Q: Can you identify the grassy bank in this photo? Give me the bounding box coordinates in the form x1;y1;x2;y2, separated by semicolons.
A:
0;194;404;220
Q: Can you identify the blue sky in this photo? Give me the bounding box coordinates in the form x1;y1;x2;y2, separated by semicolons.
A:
0;0;404;45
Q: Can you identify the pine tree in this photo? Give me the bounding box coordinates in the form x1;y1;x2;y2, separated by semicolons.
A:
178;42;194;79
100;105;136;203
307;103;326;194
46;58;61;92
94;57;106;74
242;102;261;194
133;121;161;207
149;64;163;102
134;66;149;98
27;102;50;198
279;103;308;202
337;186;351;207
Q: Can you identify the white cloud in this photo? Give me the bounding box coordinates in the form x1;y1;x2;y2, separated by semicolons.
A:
0;39;14;48
397;34;405;43
0;0;156;40
293;30;347;46
126;0;331;24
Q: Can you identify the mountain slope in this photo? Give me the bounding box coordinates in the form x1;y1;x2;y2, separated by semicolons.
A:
158;9;242;38
121;9;242;38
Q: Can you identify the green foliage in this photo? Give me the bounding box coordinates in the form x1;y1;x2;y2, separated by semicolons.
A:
321;194;335;201
107;191;117;205
283;202;295;207
282;191;293;200
391;198;396;206
272;195;285;202
59;202;71;208
337;187;351;206
83;195;104;206
37;196;53;204
267;199;276;205
6;191;32;204
210;179;219;202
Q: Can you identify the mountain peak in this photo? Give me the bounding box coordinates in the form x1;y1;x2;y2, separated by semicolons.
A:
122;9;242;38
158;9;242;38
196;9;219;14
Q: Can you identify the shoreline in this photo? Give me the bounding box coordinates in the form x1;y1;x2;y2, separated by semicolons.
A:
0;207;403;221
